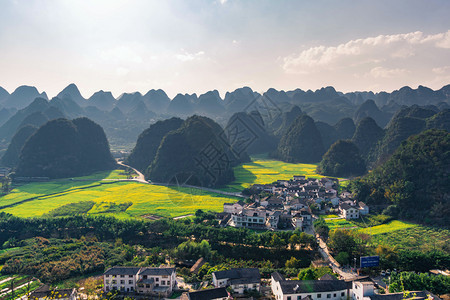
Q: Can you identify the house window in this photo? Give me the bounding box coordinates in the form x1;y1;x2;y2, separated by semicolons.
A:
129;280;133;284
341;292;345;296
143;275;147;279
105;280;109;285
129;275;133;278
318;294;322;298
146;284;150;288
287;297;291;300
120;275;125;278
120;280;125;284
162;281;166;285
327;294;331;298
156;277;159;281
334;294;337;297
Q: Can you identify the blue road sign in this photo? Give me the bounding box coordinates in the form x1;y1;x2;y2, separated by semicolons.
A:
360;256;380;268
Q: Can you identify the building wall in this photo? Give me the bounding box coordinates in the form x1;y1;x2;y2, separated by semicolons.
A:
104;274;136;292
231;283;260;294
275;289;348;300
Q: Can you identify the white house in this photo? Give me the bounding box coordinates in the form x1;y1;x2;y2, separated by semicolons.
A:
271;272;348;300
230;209;266;229
339;203;359;219
358;202;369;215
212;268;261;294
104;267;141;292
103;266;176;297
352;281;375;300
136;267;176;296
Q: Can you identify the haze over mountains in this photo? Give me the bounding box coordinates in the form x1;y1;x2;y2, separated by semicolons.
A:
1;83;449;178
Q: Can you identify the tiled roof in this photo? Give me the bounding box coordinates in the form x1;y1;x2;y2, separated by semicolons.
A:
138;267;175;276
271;271;285;282
104;266;141;276
213;268;260;281
187;287;228;300
279;280;347;294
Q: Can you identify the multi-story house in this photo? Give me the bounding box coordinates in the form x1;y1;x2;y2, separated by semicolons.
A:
339;203;360;219
212;268;261;294
104;267;141;292
136;267;176;296
271;272;348;300
103;266;176;297
229;209;266;229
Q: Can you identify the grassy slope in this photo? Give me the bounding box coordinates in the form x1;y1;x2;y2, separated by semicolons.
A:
1;155;328;219
222;153;331;192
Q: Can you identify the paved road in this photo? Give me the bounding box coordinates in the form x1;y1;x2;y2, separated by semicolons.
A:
116;161;245;198
312;215;358;280
116;161;147;183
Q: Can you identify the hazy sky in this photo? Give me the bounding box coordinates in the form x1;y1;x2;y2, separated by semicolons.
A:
0;0;449;99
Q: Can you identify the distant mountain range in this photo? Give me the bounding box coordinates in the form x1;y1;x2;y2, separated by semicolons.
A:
0;83;449;153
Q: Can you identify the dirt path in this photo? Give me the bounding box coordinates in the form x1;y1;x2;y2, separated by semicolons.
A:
173;214;194;220
0;280;34;297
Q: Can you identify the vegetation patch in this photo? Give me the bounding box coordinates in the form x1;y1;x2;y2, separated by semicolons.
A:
324;218;358;230
0;180;240;218
358;220;417;235
369;226;450;253
43;201;96;217
223;154;333;192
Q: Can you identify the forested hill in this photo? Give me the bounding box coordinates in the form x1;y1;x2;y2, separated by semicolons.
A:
146;115;249;187
1;83;449;151
15;117;116;178
349;129;450;226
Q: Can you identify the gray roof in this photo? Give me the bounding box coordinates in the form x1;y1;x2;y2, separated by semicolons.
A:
213;268;260;281
340;203;355;210
279;280;347;294
138;267;175;276
369;291;438;300
271;272;285;282
187;288;228;300
104;266;141;276
318;274;337;281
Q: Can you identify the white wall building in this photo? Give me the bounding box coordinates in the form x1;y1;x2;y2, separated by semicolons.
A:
104;267;141;292
340;203;360;219
271;272;348;300
212;268;261;294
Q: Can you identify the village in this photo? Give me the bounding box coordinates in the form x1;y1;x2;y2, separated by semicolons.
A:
27;265;438;300
218;176;368;232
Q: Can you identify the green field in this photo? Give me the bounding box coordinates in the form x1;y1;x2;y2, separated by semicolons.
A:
368;225;450;253
325;218;359;230
358;220;417;235
324;215;449;254
223;154;334;192
0;180;241;218
0;155;343;219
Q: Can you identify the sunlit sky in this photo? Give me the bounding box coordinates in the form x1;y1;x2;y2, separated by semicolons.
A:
0;0;449;99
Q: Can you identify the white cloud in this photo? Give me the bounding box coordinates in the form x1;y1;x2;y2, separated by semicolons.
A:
100;46;143;64
115;67;130;76
283;30;450;74
432;66;450;74
369;67;408;78
175;50;205;62
219;0;228;4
